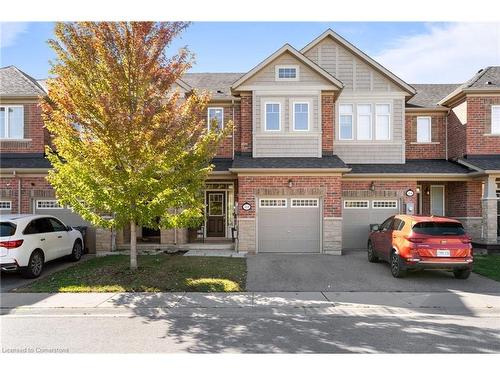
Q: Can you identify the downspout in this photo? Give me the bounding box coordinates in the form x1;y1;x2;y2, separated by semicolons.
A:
14;171;21;214
445;109;450;160
232;99;235;160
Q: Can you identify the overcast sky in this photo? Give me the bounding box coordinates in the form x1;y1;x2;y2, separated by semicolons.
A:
1;22;499;83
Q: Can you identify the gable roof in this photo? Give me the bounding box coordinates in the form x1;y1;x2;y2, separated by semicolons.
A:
406;84;460;110
231;44;344;90
0;66;47;97
301;29;416;96
439;66;500;105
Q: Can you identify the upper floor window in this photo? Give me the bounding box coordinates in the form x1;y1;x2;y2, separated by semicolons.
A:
417;116;431;143
492;106;500;134
357;104;372;140
375;104;391;140
275;65;299;81
207;107;224;130
293;102;309;131
265;103;281;131
339;104;353;140
0;105;24;139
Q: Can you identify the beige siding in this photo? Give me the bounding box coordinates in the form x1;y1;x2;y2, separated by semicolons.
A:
334;97;405;163
304;37;400;93
244;51;331;87
253;92;321;157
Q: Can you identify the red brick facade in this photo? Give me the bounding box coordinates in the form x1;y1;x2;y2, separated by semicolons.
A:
447;98;467;160
239;93;252;153
211;103;240;158
405;113;446;159
321;92;335;154
0;103;46;153
237;175;342;218
466;96;500;155
0;176;53;214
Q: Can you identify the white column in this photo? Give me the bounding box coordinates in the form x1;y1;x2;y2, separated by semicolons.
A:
482;175;499;242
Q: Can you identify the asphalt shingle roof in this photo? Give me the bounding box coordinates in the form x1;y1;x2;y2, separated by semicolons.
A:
0;66;47;97
0;153;51;169
232;154;348;169
406;84;460;109
182;72;243;100
461;155;500;171
348;159;474;174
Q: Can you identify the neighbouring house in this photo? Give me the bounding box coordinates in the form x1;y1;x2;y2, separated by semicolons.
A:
1;29;499;255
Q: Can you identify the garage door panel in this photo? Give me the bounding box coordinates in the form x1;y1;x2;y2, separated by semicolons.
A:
258;198;320;253
342;199;399;250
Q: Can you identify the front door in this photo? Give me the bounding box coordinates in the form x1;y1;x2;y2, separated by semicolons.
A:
206;192;225;237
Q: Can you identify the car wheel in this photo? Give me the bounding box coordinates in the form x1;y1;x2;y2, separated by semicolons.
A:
390;251;406;278
70;240;83;262
23;250;44;279
453;269;471;279
367;241;379;263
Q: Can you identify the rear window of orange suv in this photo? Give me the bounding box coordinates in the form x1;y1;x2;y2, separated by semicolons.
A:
412;222;465;236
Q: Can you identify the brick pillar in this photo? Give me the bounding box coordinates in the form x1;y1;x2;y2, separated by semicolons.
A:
321;91;335;155
95;227;112;254
482;175;498;243
240;92;252;154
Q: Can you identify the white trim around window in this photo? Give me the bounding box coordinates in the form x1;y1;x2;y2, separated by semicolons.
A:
492;105;500;134
357;104;372;140
36;200;63;209
343;200;369;209
275;65;299;81
372;200;398;209
264;102;281;132
291;198;319;208
207;107;224;130
292;102;310;131
0;105;24;140
259;198;287;208
0;201;12;210
416;116;432;143
375;103;391;140
339;104;354;140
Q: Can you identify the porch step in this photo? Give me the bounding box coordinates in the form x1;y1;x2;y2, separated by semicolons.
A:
183;249;246;258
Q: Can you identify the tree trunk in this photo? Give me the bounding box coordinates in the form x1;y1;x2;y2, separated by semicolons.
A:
130;220;138;270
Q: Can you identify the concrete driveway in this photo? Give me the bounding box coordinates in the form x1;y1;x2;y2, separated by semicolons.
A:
246;250;500;292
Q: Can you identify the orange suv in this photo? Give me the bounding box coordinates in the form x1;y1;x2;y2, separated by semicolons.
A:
367;215;473;279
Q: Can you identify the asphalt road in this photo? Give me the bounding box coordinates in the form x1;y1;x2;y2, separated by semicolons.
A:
2;306;499;353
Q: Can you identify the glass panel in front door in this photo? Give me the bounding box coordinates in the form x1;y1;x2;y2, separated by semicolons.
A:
209;193;224;216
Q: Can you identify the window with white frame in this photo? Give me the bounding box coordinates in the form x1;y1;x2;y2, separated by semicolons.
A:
375;104;391;140
259;198;287;208
293;102;309;131
372;200;398;209
291;198;319;207
207;107;224;130
344;200;369;209
0;105;24;139
357;104;372;140
275;66;298;81
492;106;500;134
339;104;353;140
265;103;281;131
0;201;12;210
417;116;431;143
36;200;63;209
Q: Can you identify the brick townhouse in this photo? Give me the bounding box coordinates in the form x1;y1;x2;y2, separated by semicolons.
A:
1;29;499;254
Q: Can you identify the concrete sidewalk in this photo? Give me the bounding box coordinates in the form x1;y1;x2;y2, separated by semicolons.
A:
2;291;500;316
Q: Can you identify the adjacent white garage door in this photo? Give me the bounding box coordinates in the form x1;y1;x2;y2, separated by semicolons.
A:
342;199;400;249
258;197;321;253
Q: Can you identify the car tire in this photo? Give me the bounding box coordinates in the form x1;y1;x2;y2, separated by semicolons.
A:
70;240;83;262
453;269;471;279
22;250;44;279
390;251;406;278
367;241;379;263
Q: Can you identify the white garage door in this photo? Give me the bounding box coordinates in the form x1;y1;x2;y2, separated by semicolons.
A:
0;200;12;214
34;199;90;227
258;197;321;253
342;199;400;249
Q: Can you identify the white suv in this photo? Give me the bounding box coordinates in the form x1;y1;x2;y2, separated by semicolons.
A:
0;214;84;278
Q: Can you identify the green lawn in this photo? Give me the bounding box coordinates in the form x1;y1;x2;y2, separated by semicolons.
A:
18;254;247;293
473;255;500;282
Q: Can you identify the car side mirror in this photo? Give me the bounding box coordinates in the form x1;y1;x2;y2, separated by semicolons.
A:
66;225;73;232
370;224;380;232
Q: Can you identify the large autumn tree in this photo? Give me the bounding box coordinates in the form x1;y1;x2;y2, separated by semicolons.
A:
41;22;231;270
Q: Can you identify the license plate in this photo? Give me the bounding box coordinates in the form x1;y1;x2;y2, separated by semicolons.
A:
437;250;450;257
